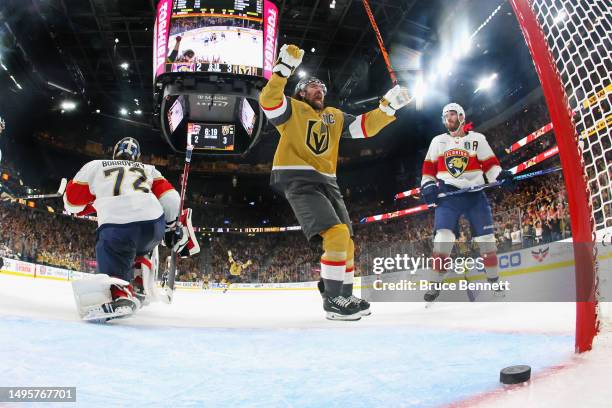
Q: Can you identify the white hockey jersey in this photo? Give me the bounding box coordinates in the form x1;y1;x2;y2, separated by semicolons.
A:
63;160;179;226
421;131;502;189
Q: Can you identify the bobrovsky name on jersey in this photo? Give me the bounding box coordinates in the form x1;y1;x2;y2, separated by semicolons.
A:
101;160;145;169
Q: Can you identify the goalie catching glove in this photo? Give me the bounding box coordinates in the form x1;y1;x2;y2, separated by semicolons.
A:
273;44;304;78
163;208;200;257
379;85;412;116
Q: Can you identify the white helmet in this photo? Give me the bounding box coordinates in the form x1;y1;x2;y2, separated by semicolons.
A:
441;102;465;124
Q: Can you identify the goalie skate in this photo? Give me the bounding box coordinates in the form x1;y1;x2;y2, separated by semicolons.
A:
80;300;137;323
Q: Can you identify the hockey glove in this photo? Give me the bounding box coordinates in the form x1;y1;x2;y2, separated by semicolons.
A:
164;219;183;249
421;180;439;205
379;85;412;116
498;170;516;191
273;44;304;78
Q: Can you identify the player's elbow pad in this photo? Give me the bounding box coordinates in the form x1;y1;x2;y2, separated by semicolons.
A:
159;189;180;222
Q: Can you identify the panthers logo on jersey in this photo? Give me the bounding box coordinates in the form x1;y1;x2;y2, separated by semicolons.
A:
444;149;469;178
305;119;329;155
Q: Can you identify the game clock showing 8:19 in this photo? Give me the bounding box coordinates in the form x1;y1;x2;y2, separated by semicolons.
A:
188;123;235;151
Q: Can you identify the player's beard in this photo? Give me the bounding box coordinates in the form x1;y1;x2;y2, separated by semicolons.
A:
446;118;461;133
304;94;324;111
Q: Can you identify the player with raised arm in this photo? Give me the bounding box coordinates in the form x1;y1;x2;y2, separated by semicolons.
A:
65;137;198;321
259;44;411;320
223;250;252;293
420;103;514;302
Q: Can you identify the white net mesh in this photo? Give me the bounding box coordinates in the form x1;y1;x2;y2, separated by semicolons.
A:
527;0;612;329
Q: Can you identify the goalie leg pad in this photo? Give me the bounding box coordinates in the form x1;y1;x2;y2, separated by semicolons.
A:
72;274;132;320
135;247;171;304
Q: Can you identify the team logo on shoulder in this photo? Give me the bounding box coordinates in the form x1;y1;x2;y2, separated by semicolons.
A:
305;119;329;155
444;149;469;178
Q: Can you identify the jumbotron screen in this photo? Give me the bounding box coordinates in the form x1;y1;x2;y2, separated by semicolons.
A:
154;0;278;80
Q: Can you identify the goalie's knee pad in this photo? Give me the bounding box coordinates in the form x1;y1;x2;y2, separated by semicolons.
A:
433;229;456;256
320;224;350;261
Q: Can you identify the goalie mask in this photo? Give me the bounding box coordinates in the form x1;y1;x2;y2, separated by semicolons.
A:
113;137;141;161
294;77;327;97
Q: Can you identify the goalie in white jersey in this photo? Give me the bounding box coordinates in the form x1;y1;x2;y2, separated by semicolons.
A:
420;103;514;302
63;137;196;321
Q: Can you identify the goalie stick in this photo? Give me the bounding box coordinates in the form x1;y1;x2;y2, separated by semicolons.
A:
14;178;68;200
161;145;194;303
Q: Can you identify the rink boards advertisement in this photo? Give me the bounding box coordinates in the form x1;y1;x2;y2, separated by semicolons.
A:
1;241;610;297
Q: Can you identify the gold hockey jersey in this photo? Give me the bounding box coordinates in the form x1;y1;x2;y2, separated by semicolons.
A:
259;74;396;188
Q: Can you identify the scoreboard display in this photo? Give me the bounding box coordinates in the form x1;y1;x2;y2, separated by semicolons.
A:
188;123;235;151
172;0;262;15
161;0;267;77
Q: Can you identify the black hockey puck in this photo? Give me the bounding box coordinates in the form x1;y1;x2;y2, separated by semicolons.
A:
500;365;531;384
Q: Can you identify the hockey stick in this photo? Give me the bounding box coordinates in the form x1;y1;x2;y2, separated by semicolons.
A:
162;145;194;303
361;166;562;223
14;178;68;200
436;166;562;200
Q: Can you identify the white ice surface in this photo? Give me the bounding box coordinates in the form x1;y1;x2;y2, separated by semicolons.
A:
1;273;611;407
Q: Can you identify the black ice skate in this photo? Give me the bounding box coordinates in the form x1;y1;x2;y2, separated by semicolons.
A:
424;288;441;303
97;283;141;322
487;276;506;298
347;295;371;316
324;295;361;321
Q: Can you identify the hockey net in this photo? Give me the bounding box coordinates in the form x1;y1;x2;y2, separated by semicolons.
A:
511;0;611;351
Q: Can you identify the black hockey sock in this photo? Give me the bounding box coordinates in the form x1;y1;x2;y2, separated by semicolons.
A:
317;278;325;295
323;279;343;298
341;283;353;297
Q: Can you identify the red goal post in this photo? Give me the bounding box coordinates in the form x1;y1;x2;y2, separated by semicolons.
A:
510;0;611;352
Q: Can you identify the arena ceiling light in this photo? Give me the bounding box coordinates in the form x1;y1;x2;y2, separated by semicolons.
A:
298;70;307;78
413;76;425;111
474;73;498;93
119;107;128;116
60;101;76;111
120;62;129;70
134;110;142;115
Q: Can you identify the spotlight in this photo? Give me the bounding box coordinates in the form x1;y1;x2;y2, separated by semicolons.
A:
114;38;120;44
298;70;306;78
474;73;498;93
134;110;142;115
120;62;129;70
119;108;128;115
60;101;77;111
